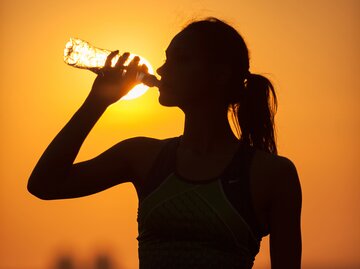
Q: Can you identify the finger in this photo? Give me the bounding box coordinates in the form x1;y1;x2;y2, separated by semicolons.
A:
136;64;149;82
104;50;119;67
128;56;140;68
126;57;141;75
115;52;130;68
140;64;148;73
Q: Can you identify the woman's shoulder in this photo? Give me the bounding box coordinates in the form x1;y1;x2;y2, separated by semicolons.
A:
251;148;300;197
117;135;177;165
122;135;178;151
252;148;297;173
120;136;179;182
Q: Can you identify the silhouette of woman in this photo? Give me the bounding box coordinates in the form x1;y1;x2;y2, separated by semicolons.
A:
28;17;302;269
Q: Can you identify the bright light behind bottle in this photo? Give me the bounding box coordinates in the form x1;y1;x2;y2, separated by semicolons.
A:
64;37;154;100
118;56;154;100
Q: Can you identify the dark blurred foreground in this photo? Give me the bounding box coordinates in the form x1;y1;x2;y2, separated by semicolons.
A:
48;250;126;269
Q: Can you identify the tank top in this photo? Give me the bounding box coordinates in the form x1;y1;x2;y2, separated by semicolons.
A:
134;136;266;269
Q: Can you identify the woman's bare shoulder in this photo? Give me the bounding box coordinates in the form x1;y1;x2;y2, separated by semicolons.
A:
119;136;176;181
252;148;297;173
251;148;300;197
121;136;175;154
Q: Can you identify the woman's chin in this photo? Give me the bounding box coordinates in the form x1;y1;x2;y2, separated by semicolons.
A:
158;96;176;107
158;92;180;107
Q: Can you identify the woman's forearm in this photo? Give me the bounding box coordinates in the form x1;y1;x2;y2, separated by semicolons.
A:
28;51;145;197
27;98;108;195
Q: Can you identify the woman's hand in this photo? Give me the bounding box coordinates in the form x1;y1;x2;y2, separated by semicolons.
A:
87;50;148;107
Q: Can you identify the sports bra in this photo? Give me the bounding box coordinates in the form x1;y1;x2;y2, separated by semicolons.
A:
133;136;267;268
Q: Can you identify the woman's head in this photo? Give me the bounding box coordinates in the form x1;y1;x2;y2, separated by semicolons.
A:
157;17;249;107
157;17;278;154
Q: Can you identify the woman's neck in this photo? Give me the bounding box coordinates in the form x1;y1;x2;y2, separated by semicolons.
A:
179;104;239;156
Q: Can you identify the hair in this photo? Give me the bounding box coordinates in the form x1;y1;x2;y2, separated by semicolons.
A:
182;17;278;155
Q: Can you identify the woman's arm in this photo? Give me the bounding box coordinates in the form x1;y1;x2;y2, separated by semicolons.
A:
269;157;302;269
27;51;147;199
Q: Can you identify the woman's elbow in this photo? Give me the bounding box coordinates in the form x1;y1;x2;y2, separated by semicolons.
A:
27;176;57;200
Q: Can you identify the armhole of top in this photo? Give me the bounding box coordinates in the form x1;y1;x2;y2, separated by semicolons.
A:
221;143;264;240
136;136;180;202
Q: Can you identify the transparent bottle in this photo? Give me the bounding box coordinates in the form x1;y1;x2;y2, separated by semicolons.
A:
63;37;159;87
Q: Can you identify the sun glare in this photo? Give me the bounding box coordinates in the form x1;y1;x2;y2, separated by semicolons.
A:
118;54;154;101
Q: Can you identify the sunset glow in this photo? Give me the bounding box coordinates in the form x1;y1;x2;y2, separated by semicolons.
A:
1;1;359;269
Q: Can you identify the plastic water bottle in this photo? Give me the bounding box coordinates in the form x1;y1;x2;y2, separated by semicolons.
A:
63;37;159;87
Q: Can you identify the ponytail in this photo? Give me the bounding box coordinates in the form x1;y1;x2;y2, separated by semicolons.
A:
229;73;278;155
181;17;278;154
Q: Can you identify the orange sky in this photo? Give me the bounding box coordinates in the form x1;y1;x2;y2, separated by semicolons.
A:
1;0;359;268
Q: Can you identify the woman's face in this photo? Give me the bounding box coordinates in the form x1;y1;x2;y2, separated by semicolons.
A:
156;30;219;108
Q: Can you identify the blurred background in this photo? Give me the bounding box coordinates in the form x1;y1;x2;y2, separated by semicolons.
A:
0;0;359;268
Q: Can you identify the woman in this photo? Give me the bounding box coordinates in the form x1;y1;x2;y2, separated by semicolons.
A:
28;17;302;269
